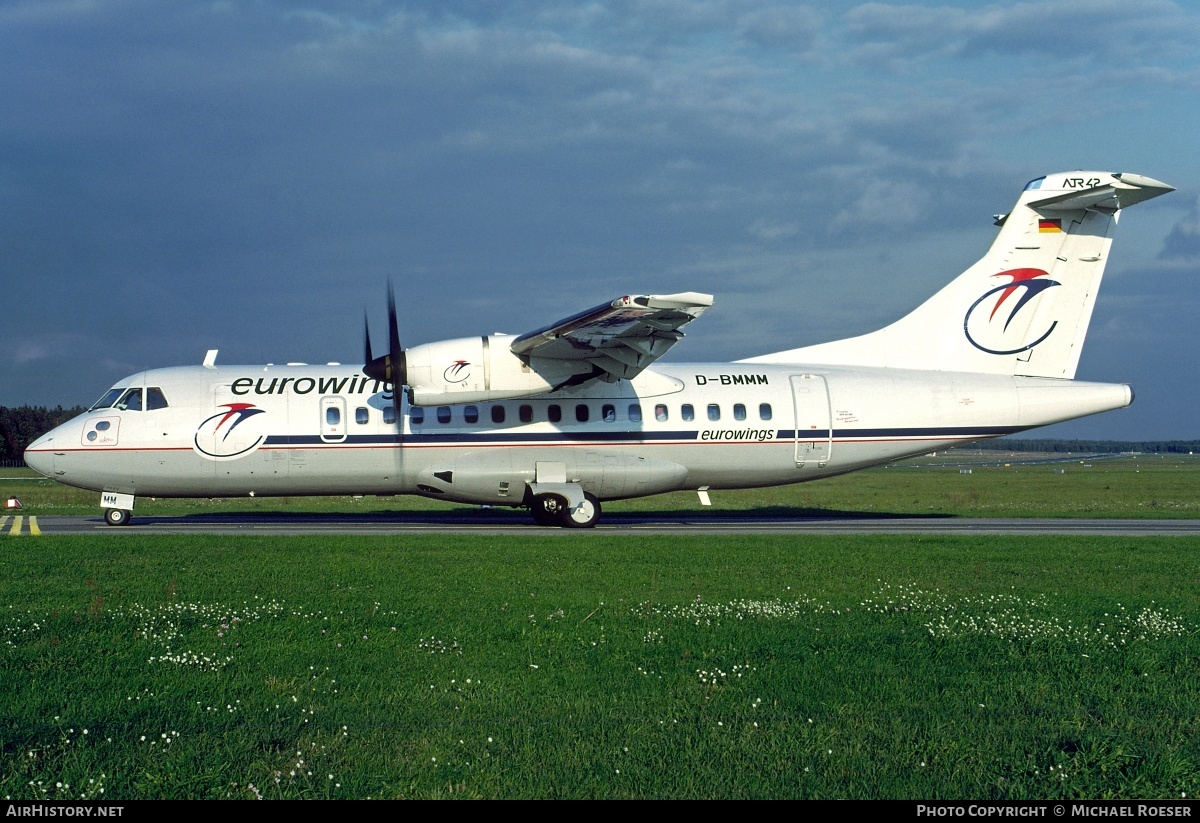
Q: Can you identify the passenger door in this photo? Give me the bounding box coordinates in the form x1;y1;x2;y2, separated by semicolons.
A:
790;374;831;467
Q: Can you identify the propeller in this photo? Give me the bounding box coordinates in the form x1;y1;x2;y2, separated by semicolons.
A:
363;282;408;420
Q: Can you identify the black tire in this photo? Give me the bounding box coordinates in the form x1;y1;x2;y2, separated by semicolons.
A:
562;493;601;529
530;493;567;527
104;508;131;527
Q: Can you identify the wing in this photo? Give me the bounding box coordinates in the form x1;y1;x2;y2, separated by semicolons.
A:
510;292;713;382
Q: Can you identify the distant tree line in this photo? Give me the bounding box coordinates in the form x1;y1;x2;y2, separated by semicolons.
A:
955;438;1200;455
0;405;87;464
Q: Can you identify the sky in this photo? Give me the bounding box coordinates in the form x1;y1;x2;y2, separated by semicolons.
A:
3;0;1199;440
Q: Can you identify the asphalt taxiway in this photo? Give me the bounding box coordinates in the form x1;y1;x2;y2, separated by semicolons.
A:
9;513;1200;537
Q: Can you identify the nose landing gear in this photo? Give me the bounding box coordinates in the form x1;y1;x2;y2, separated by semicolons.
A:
104;508;132;526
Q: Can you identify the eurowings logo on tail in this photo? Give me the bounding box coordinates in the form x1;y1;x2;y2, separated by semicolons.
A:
963;268;1062;355
194;403;268;459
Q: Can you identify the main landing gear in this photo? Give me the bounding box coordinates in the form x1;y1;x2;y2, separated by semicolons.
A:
530;492;601;528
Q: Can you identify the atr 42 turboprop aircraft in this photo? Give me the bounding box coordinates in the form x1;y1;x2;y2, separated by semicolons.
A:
25;171;1173;527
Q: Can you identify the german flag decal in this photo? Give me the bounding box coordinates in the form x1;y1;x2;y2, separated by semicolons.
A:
1038;218;1062;233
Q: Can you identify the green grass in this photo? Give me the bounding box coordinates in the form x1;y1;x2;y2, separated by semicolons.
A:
2;534;1198;799
4;453;1198;519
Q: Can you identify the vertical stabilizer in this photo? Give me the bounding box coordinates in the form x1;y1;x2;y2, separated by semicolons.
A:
744;171;1173;378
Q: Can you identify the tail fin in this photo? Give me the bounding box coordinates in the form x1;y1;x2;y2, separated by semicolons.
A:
745;171;1173;378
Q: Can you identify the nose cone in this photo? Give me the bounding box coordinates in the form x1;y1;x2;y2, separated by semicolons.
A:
23;432;57;478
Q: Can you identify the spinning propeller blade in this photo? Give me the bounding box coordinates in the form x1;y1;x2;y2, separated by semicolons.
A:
363;283;407;420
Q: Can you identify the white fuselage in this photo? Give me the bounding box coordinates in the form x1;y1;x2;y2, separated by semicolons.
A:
25;361;1131;506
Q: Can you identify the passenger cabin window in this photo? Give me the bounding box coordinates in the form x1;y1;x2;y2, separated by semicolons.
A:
602;404;615;422
628;404;642;423
759;403;772;421
655;404;668;422
464;405;479;424
492;405;506;424
708;404;721;421
733;403;746;421
519;405;533;423
356;407;369;425
408;407;423;425
383;406;396;425
437;406;452;424
548;404;562;423
575;404;589;423
681;404;694;421
326;406;341;426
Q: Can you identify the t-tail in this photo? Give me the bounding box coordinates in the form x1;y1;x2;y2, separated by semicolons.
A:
745;171;1173;378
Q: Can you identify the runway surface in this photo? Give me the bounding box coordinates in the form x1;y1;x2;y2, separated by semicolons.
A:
10;512;1200;536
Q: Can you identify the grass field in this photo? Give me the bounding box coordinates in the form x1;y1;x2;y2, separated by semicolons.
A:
2;454;1198;799
2;532;1198;800
3;452;1199;520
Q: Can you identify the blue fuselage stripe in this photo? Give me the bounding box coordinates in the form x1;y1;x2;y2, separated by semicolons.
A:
263;425;1022;447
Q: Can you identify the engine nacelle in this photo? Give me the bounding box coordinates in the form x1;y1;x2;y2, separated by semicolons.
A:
404;335;583;406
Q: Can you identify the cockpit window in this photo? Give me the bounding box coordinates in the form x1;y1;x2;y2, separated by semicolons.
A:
90;386;168;411
117;388;143;411
91;388;125;410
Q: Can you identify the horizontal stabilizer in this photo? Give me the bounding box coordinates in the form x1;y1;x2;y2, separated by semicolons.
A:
1027;172;1173;212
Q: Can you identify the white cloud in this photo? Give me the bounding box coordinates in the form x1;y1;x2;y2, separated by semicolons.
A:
830;179;932;232
1160;195;1200;261
844;0;1199;68
1;0;1198;437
